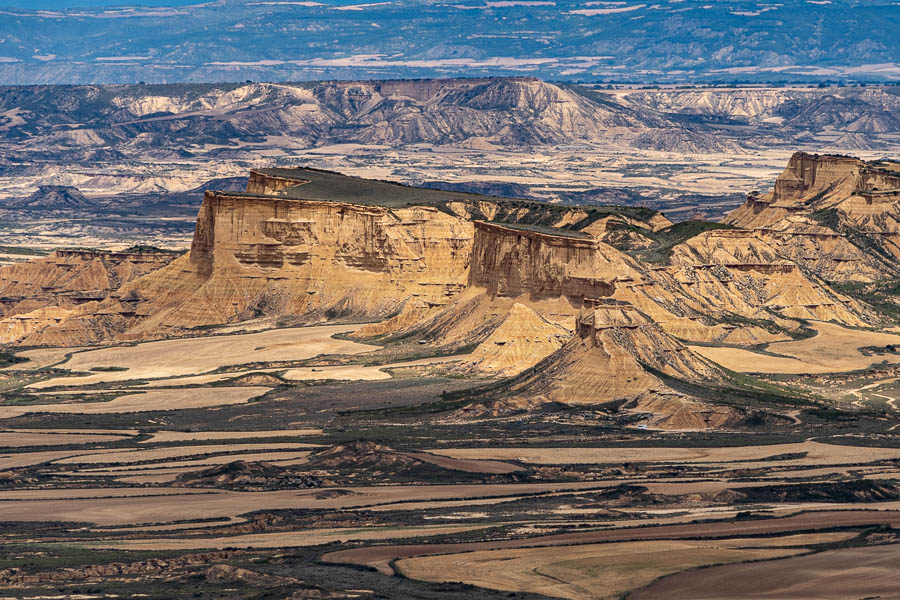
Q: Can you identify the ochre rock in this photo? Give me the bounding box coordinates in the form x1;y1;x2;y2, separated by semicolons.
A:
0;249;177;345
117;192;473;337
726;152;900;281
464;303;570;376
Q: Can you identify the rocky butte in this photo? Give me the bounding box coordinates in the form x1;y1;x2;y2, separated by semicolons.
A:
0;155;894;424
726;152;900;282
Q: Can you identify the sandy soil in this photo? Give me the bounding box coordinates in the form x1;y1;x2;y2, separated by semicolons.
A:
428;441;900;466
693;322;900;374
0;387;270;418
0;430;132;447
0;488;211;500
0;346;86;371
138;429;323;444
325;511;900;574
690;346;834;374
396;538;819;600
629;543;900;600
29;325;378;388
0;482;607;526
132;354;468;388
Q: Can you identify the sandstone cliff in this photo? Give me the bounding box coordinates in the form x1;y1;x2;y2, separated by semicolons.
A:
0;249;177;345
364;213;876;375
725;152;900;282
9;167;654;345
117;191;473;337
2;162;881;353
356;221;636;353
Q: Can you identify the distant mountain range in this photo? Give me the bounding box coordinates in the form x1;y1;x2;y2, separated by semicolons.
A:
1;78;898;176
0;0;897;85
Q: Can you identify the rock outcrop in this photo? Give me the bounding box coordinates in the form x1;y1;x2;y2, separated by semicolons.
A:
464;303;571;377
0;248;178;345
725;152;900;282
119;191;473;336
465;302;742;429
512;302;723;403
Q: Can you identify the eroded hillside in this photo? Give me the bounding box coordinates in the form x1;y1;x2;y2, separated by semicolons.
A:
0;248;178;345
724;152;900;314
0;157;893;427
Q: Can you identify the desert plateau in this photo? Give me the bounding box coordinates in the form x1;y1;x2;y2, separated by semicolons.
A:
2;0;900;597
0;149;899;599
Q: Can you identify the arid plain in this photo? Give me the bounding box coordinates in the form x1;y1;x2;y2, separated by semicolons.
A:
0;143;900;600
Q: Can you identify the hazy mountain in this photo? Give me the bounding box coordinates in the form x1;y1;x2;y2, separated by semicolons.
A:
0;78;744;168
0;0;896;85
11;185;98;209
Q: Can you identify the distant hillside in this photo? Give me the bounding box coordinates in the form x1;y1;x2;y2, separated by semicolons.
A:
10;185;99;210
2;78;898;180
0;0;896;84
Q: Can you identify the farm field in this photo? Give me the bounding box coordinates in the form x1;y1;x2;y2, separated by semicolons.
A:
395;537;831;600
629;544;900;600
30;325;378;388
693;323;900;374
2;314;900;598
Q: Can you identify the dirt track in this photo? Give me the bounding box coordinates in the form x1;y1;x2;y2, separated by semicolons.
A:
629;543;900;600
324;510;900;574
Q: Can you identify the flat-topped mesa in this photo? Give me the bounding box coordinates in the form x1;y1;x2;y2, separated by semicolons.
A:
3;167;675;346
127;189;474;334
469;221;620;300
727;152;900;230
724;152;900;281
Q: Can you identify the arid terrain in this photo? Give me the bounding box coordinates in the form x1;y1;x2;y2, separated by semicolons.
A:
2;78;899;254
1;149;900;600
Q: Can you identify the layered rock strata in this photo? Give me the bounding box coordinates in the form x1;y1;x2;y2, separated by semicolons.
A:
0;249;177;345
726;152;900;282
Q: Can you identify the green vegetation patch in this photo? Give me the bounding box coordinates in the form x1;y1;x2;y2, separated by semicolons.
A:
0;245;50;256
0;350;27;368
631;220;735;264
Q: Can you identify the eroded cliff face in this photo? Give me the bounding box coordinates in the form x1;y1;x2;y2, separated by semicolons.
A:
119;191;474;337
462;302;740;429
463;303;571;377
0;249;177;345
365;214;877;375
356;221;637;350
5;169;672;346
725;152;900;282
469;222;619;300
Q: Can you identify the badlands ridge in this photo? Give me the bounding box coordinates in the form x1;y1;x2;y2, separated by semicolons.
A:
2;152;899;424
